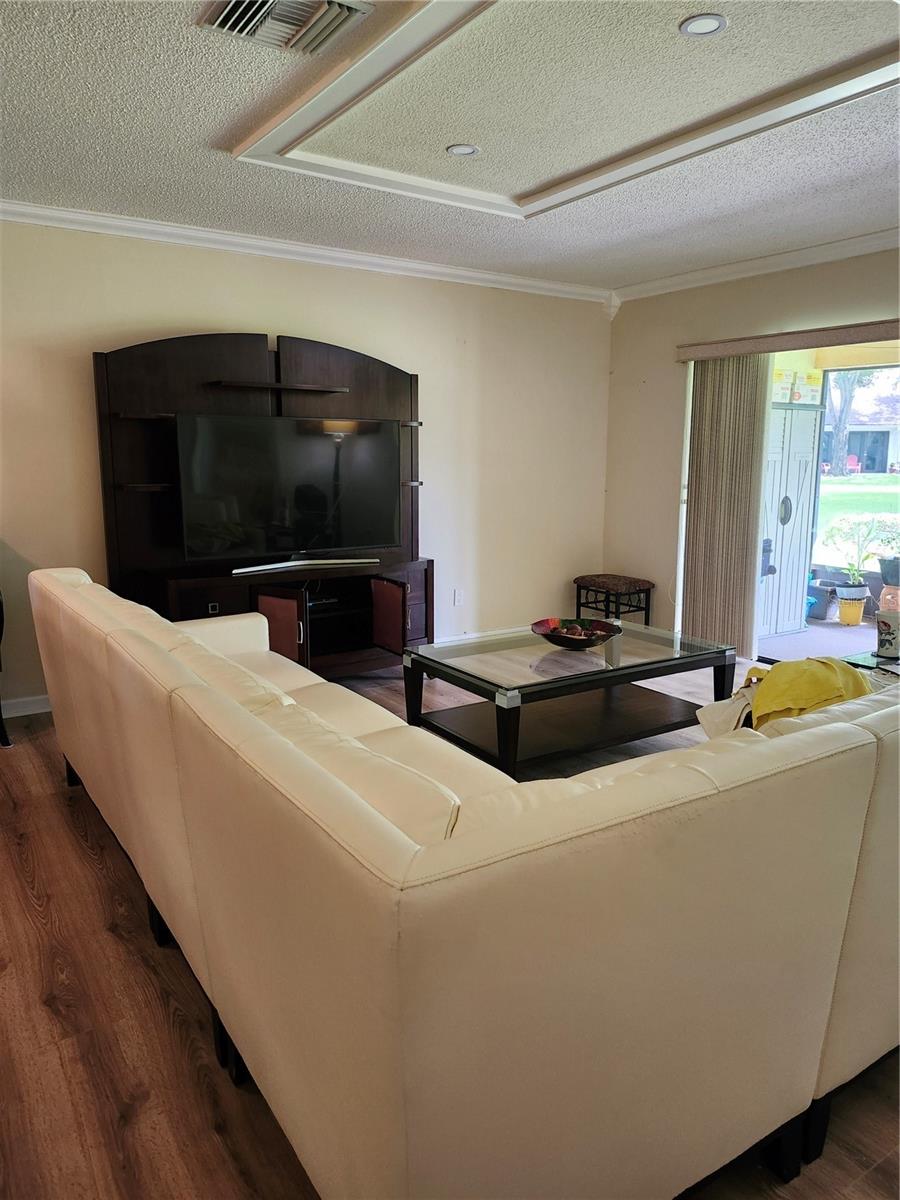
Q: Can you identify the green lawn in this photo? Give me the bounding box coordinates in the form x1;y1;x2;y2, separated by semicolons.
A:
817;474;900;527
814;474;900;565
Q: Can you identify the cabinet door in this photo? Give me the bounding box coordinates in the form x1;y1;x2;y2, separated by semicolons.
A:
371;577;407;656
256;589;310;667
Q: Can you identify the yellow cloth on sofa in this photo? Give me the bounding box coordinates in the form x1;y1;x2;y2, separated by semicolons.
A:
749;657;871;729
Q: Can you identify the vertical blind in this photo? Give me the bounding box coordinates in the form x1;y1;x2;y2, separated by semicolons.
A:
681;354;770;660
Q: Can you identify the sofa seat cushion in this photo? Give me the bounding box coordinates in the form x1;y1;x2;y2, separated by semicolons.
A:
261;704;460;844
573;728;767;787
229;651;322;693
453;730;768;837
358;726;510;799
169;641;295;715
286;683;404;737
453;778;594;837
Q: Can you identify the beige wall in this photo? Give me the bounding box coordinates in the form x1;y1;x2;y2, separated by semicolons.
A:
605;251;900;628
0;220;610;704
815;340;900;370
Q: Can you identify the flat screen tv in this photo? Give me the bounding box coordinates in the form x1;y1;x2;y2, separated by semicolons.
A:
176;414;401;561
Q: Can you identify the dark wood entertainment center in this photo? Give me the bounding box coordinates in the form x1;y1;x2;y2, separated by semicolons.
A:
94;333;433;679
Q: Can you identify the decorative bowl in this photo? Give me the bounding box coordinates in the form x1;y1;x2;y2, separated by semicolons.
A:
530;617;622;651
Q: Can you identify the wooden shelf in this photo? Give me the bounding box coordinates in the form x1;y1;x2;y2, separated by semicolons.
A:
110;412;176;419
116;483;174;492
209;380;350;393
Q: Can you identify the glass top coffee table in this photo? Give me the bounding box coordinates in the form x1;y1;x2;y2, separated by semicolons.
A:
403;623;736;777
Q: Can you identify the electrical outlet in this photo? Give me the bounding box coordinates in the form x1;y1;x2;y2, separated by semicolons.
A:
452;587;464;607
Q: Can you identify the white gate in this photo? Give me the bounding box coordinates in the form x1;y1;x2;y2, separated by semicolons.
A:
758;403;823;638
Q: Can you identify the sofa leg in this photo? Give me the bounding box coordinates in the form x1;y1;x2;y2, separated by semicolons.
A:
227;1040;250;1087
147;896;174;947
210;1006;231;1070
0;704;12;749
803;1095;832;1164
763;1114;803;1183
64;757;81;787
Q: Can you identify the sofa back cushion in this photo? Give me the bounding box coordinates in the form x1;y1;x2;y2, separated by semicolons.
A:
105;629;212;990
763;696;900;1095
28;569;89;777
28;569;135;844
170;684;416;1198
759;685;900;737
453;729;769;836
261;704;460;844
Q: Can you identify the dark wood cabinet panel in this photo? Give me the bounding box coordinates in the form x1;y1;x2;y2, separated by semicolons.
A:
277;337;412;421
405;566;427;605
371;577;407;656
103;333;272;416
115;490;185;573
109;417;179;485
406;602;427;642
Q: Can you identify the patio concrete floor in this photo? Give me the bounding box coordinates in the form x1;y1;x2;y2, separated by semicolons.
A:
757;617;879;661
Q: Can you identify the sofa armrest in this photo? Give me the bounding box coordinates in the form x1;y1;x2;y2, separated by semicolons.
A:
174;612;270;656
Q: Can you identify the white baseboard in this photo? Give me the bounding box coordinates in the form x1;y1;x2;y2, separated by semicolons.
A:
434;623;528;645
2;693;51;718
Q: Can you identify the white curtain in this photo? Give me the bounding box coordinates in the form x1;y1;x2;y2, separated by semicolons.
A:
682;354;769;659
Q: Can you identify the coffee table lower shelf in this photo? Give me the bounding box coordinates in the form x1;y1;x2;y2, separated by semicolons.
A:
419;683;700;775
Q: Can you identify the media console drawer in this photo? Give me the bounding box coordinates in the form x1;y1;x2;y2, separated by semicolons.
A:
175;584;250;620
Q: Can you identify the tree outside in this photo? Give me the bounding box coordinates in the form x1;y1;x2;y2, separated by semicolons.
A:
825;369;873;476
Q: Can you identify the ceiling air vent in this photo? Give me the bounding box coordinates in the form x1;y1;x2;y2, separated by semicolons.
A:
200;0;373;54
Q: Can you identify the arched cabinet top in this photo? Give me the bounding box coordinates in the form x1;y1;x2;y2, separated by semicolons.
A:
98;332;414;420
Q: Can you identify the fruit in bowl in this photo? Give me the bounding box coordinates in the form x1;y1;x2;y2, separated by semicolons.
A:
531;617;622;650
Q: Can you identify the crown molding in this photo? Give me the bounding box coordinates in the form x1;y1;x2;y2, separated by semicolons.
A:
4;200;892;314
0;200;615;310
612;228;900;303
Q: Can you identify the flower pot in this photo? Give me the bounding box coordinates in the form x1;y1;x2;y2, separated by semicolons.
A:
835;584;870;601
876;610;900;658
879;556;900;587
838;598;866;626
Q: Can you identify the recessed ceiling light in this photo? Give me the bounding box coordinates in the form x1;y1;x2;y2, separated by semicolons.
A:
679;13;727;35
446;144;480;157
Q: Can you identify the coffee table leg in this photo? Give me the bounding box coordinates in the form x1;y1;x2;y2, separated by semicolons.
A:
714;653;736;701
403;656;424;725
495;704;521;778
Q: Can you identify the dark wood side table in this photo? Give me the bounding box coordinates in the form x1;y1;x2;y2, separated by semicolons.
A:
574;573;655;626
0;591;11;748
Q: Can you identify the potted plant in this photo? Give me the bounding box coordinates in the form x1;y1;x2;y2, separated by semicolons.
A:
821;516;877;625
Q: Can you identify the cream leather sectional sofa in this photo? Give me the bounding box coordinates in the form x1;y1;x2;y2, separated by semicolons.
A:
29;568;899;1200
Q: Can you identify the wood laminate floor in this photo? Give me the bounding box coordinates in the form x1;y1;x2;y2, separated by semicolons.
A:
1;666;897;1200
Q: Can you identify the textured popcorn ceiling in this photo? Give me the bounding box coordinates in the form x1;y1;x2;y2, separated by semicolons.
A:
0;0;897;291
303;0;899;196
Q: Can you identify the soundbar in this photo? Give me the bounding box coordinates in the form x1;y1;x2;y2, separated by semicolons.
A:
231;557;381;576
